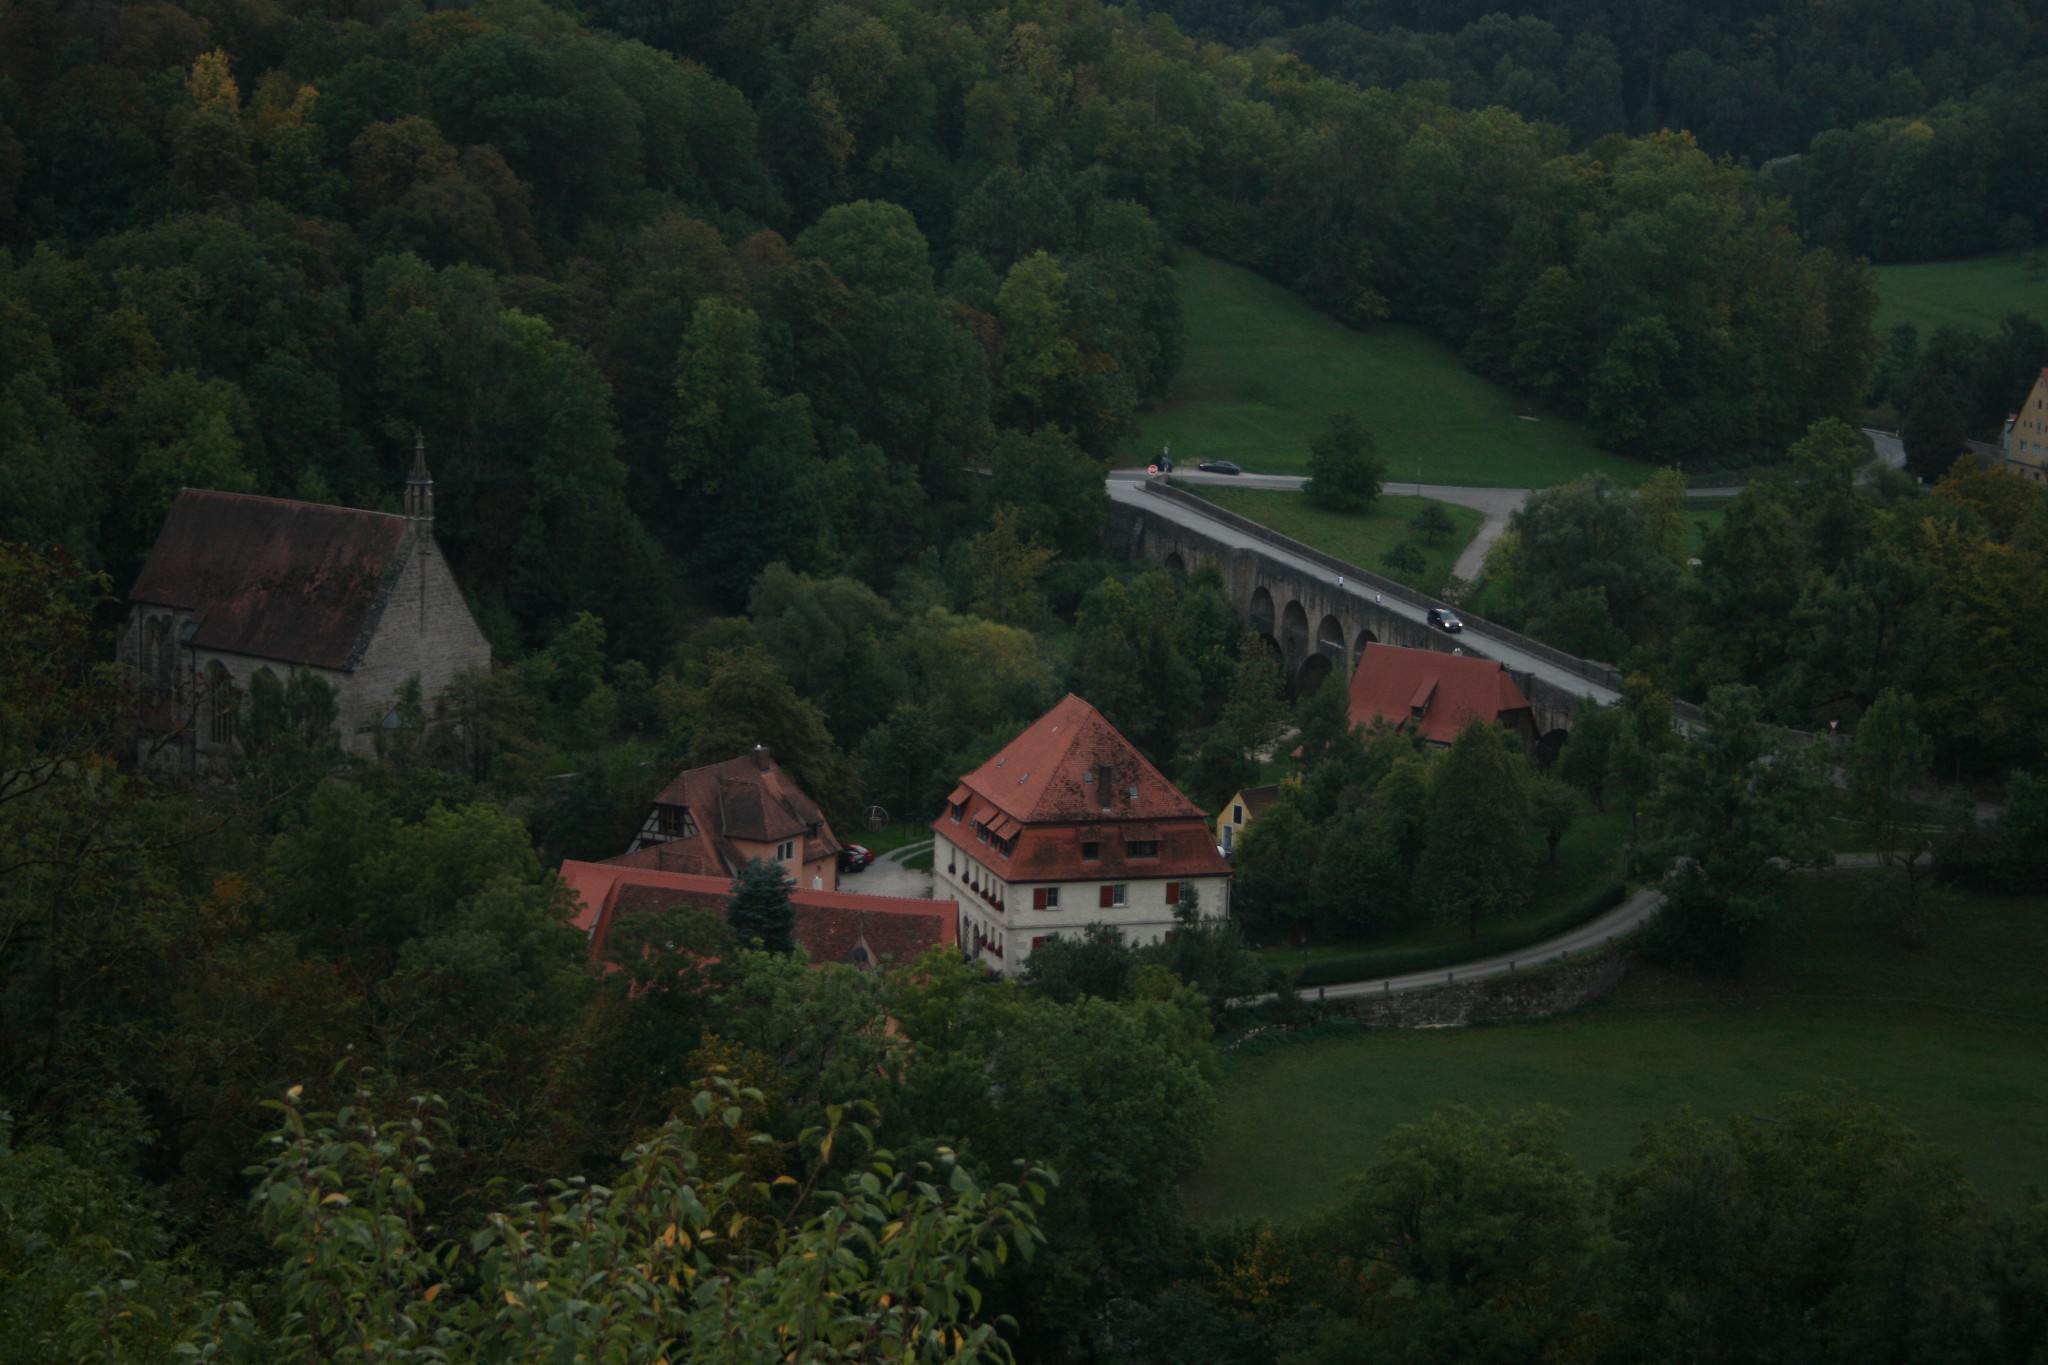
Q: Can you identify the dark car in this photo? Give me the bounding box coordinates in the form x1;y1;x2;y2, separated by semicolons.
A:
837;844;874;873
1427;607;1463;633
1198;460;1242;475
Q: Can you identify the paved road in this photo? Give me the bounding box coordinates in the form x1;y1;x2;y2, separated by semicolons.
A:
1108;475;1624;709
1264;852;1909;1005
1865;427;1906;472
857;840;935;899
1299;883;1662;1003
1149;470;1529;581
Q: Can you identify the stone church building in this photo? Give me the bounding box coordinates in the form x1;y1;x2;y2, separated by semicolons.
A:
121;437;492;770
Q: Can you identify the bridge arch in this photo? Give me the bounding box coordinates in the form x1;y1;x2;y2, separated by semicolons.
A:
1163;551;1187;575
1316;613;1345;661
1536;727;1570;769
1298;653;1335;697
1250;585;1275;637
1352;627;1378;667
1279;600;1309;666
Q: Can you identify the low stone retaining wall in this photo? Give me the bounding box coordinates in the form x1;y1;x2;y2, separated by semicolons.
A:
1224;954;1632;1051
1337;952;1629;1028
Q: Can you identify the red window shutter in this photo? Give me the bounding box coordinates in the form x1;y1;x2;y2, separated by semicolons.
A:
1166;882;1180;905
1099;885;1114;908
1032;935;1048;950
1032;887;1047;910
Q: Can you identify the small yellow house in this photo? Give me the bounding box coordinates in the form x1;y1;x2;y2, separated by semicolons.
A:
1215;783;1283;856
2003;367;2048;485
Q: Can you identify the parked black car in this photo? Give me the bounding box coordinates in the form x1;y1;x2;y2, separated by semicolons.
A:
1198;460;1242;475
837;844;874;873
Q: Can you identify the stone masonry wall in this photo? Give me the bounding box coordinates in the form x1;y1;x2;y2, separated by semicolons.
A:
1303;952;1630;1031
342;533;493;752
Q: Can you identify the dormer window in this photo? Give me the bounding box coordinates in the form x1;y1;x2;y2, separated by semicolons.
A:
1126;840;1159;859
1081;841;1101;860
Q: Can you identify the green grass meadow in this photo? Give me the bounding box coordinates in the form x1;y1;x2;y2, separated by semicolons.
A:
1128;251;1648;487
1188;487;1483;595
1874;251;2048;336
1192;875;2048;1221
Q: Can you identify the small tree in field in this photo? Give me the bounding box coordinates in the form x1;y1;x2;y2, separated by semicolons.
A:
1382;542;1426;577
728;857;796;953
1845;687;1947;945
1306;411;1385;513
1530;776;1579;866
1413;502;1456;544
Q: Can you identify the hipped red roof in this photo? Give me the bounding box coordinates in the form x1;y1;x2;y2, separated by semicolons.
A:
1347;643;1533;745
954;693;1207;825
128;489;410;669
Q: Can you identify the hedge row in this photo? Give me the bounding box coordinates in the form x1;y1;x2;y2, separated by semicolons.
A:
1290;882;1630;989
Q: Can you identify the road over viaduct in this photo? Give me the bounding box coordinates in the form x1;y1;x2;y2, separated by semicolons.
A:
1103;475;1673;748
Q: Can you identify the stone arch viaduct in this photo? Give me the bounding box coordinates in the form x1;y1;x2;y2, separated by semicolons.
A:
1103;478;1664;749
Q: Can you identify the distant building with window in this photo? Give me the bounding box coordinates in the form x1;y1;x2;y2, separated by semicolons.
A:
2000;367;2048;484
120;436;491;773
624;746;843;891
1347;642;1537;747
931;693;1231;972
1215;783;1283;856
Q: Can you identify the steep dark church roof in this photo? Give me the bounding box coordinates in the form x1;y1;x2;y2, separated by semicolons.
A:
128;490;411;670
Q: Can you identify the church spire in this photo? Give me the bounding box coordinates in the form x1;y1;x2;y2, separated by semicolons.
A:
405;428;434;525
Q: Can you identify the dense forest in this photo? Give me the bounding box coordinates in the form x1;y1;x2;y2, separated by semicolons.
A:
0;0;1880;673
1153;0;2048;262
4;0;2048;1356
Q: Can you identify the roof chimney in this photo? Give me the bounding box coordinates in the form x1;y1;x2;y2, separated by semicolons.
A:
751;744;772;772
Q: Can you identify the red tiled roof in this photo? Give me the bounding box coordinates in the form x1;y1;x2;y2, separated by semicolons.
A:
128;489;410;669
637;750;841;875
560;860;956;969
1347;643;1533;745
953;694;1207;825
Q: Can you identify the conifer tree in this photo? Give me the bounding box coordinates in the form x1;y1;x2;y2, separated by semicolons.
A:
728;857;796;953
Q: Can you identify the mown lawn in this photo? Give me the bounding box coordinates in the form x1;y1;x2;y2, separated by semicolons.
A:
1188;486;1483;595
1128;251;1649;487
1193;874;2048;1220
1874;251;2048;336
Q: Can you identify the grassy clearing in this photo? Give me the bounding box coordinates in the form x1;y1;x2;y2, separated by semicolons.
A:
1684;501;1730;558
1258;803;1631;971
1187;487;1484;595
1190;875;2048;1221
1874;251;2048;336
1129;251;1649;487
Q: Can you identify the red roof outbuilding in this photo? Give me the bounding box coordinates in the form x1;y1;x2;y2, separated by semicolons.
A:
560;860;956;969
1347;643;1536;745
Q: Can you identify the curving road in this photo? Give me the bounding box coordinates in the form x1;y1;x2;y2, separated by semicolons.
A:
1132;468;1528;581
1290;885;1661;1004
1251;854;1910;1005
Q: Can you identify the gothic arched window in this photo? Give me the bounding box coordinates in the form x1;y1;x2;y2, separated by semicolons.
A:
148;616;173;706
206;661;236;748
